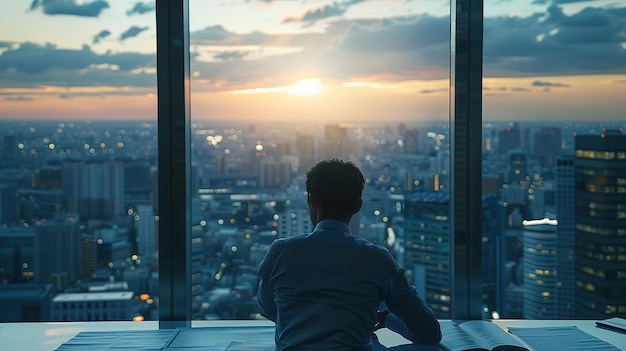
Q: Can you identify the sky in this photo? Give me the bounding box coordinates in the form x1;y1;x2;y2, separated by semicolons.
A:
0;0;624;123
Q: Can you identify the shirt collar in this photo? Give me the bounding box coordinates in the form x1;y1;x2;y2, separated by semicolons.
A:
313;219;351;234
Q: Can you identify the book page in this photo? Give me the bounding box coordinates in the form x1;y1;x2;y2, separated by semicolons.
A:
439;320;488;351
456;321;529;351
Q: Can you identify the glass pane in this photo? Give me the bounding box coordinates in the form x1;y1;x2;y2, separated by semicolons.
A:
189;1;451;319
0;3;157;322
482;0;626;319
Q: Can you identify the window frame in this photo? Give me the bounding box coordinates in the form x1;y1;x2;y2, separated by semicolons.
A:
155;0;485;326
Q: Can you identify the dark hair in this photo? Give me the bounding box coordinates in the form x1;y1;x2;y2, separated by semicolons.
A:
305;159;365;217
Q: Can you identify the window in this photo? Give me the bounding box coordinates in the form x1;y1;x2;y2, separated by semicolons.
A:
482;0;626;320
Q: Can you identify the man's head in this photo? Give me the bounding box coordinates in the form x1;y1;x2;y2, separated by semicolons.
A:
305;159;365;225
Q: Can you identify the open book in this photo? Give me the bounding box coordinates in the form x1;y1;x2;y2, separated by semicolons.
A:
439;320;530;351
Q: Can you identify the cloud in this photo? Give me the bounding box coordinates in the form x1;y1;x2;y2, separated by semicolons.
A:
511;87;531;92
0;42;154;79
531;80;571;87
4;96;34;101
420;88;447;94
213;51;250;60
93;30;111;44
29;0;109;17
119;26;149;41
483;5;626;77
283;0;365;26
127;2;155;16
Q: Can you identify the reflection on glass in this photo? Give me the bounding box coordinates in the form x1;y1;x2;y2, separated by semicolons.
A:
0;3;157;321
482;0;626;319
189;1;450;319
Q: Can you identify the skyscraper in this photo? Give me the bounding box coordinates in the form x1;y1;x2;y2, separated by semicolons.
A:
522;219;557;319
555;155;576;318
574;129;626;318
33;214;81;292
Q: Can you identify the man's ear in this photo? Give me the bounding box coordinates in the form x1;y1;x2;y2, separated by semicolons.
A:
352;198;363;215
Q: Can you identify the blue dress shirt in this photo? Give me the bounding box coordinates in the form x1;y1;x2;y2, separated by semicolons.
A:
257;219;441;350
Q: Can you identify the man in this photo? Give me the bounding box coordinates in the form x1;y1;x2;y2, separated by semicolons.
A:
257;159;441;350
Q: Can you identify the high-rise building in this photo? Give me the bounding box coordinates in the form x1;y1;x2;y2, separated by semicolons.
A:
555;155;576;318
135;205;157;258
295;133;315;173
522;219;558;319
507;152;528;185
33;214;81;292
574;129;626;318
533;127;562;171
403;192;451;318
0;183;17;225
498;122;521;156
402;128;419;154
259;160;291;188
320;124;349;161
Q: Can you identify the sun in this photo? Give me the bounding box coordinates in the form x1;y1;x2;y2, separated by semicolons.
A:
287;78;328;96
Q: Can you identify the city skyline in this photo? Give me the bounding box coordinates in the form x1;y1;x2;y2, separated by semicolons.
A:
0;0;625;122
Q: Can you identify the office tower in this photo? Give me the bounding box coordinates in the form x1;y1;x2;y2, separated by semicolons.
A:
0;226;35;283
522;219;557;319
533;127;562;171
79;232;96;279
33;214;81;292
555;155;576;318
38;165;63;189
403;192;451;318
0;183;18;225
574;129;626;318
498;122;521;156
2;135;17;158
507;152;528;185
404;192;502;319
320;124;349;161
402;128;419;154
259;160;291;188
296;133;315;173
135;205;157;258
63;161;125;219
124;162;152;205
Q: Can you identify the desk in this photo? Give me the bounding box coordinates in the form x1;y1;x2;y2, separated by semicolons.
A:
0;319;624;350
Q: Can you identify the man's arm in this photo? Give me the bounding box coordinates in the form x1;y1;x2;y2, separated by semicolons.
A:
382;253;442;345
256;244;277;322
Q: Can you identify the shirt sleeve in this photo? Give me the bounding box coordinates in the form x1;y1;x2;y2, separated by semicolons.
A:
256;243;277;322
381;250;442;345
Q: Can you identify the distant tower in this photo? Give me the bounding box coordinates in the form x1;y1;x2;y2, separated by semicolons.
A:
403;192;451;318
555;155;576;318
319;124;349;161
135;205;157;258
296;133;315;173
498;122;521;156
34;214;81;292
574;129;626;318
507;152;528;185
533;127;562;171
0;183;17;225
402;128;419;154
259;160;291;188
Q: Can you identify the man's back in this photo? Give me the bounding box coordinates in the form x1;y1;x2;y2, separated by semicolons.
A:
257;220;436;350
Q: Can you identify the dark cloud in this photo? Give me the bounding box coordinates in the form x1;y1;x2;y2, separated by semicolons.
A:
4;96;34;101
190;24;336;47
511;87;531;92
119;26;149;41
0;42;154;75
483;5;626;77
0;42;13;48
29;0;109;17
532;80;571;87
283;0;365;26
213;51;250;60
93;30;111;44
127;2;155;16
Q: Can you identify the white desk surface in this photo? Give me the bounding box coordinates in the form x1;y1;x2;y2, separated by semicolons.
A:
1;319;624;351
